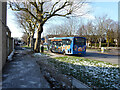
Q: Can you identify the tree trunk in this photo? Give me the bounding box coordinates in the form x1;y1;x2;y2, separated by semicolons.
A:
99;38;101;48
34;23;43;52
107;40;109;47
95;42;97;47
90;41;92;47
30;33;34;50
27;36;30;47
117;39;118;47
95;38;97;48
117;38;120;47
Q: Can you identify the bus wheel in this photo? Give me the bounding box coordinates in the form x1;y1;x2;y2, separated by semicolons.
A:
50;50;53;53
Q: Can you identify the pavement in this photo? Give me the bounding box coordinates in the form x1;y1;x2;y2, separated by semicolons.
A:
2;47;50;89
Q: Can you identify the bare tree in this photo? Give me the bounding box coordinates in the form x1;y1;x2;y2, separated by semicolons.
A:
16;13;31;46
92;26;99;47
103;19;115;47
21;33;28;44
77;15;118;48
9;0;88;52
46;17;81;36
77;21;85;37
113;22;119;47
64;17;81;35
77;21;95;47
95;15;107;48
85;21;94;47
45;24;72;36
15;11;37;49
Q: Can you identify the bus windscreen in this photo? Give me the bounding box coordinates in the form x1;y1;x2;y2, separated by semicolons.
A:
74;38;86;46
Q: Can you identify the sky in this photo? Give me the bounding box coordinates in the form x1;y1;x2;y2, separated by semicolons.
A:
7;1;119;38
91;2;118;21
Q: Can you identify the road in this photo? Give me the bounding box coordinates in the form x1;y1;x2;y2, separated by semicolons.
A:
83;50;119;64
47;50;119;65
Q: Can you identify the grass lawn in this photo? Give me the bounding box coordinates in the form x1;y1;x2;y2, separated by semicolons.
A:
44;47;48;51
21;45;31;48
47;56;119;89
21;45;33;49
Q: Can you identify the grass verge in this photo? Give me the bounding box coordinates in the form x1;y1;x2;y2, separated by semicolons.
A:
21;45;31;49
47;56;119;89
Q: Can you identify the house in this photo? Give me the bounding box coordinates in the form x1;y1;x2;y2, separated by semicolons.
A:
0;1;14;71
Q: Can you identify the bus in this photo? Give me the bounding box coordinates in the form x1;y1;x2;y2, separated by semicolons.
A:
48;37;86;55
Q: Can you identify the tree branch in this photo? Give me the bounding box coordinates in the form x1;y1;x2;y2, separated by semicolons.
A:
9;2;39;21
50;0;60;13
52;1;71;15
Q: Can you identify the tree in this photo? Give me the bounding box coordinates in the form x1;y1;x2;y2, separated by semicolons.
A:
64;17;81;36
9;0;88;52
104;19;115;47
85;21;94;47
21;33;28;44
113;22;119;47
77;20;85;37
15;11;38;50
16;12;31;46
92;26;99;47
45;17;81;36
78;21;95;46
95;15;107;48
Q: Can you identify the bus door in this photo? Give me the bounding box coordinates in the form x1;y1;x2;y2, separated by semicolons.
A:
62;39;73;54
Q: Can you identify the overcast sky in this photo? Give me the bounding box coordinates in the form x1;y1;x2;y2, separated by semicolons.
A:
7;1;119;38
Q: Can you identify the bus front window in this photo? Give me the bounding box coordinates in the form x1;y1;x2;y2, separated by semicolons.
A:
74;38;85;46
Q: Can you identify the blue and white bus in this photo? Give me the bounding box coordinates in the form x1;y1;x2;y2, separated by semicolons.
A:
48;37;86;55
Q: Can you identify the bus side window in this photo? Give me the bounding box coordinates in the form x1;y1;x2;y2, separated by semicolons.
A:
56;42;58;46
57;41;61;46
51;42;53;45
60;42;63;46
66;40;69;45
58;41;60;46
62;40;66;45
53;41;56;45
66;40;71;45
59;41;63;46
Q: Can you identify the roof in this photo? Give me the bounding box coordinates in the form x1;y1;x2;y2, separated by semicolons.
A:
48;37;86;40
46;35;80;38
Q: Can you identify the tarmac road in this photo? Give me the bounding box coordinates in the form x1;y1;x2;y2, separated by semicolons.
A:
82;50;119;64
47;50;119;65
